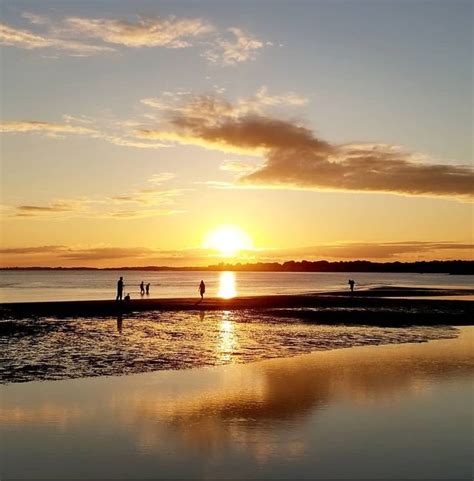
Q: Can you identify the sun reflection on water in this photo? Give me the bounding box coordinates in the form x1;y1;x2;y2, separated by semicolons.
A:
218;311;237;362
218;271;237;299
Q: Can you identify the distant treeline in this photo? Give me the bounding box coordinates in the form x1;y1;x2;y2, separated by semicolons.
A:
2;260;473;274
204;260;474;274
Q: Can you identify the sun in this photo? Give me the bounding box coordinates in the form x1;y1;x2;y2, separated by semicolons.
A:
204;225;253;257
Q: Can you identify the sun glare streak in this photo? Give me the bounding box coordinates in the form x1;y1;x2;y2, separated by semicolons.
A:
218;311;237;363
218;271;237;299
204;225;253;257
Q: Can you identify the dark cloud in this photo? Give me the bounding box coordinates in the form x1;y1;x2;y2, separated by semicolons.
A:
17;204;75;213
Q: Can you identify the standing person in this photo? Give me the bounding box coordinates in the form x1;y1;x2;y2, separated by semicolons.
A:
146;283;150;295
116;276;124;301
199;280;206;301
140;281;145;295
348;279;355;293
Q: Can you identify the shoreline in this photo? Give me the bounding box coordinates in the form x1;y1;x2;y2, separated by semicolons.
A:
1;287;473;325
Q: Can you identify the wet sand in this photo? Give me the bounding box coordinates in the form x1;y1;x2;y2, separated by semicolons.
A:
1;286;473;325
2;327;473;479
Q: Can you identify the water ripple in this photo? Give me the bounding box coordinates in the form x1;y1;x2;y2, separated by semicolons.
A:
0;310;458;383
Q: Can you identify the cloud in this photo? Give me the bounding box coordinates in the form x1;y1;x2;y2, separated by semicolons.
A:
0;120;97;135
220;160;254;172
0;245;66;255
148;172;176;184
6;174;183;219
141;87;304;118
137;88;310;155
63;15;213;48
266;241;474;261
110;188;184;206
98;134;170;149
0;119;168;149
203;27;264;65
12;201;87;217
59;247;156;261
241;140;474;200
136;93;474;201
1;241;472;267
0;22;115;56
3;13;270;64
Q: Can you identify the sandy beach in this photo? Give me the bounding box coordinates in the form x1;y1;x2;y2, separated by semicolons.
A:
2;327;473;479
1;286;473;325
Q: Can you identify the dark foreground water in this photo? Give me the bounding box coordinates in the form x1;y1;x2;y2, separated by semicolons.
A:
1;329;473;480
0;309;459;383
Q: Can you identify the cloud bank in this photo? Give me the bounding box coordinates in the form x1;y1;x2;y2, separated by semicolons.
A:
1;241;472;267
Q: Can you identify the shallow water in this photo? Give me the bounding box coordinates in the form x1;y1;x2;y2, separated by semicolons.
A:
0;309;458;383
1;270;472;302
1;329;473;480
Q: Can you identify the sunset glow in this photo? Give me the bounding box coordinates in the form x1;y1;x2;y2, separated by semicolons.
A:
204;225;253;257
0;1;472;268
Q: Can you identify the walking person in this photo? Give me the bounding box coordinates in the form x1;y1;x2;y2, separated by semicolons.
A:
140;281;145;296
116;276;124;301
348;279;355;293
198;280;206;301
146;283;150;295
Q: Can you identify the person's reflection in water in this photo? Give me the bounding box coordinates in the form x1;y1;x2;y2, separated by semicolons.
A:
117;313;123;334
199;310;205;322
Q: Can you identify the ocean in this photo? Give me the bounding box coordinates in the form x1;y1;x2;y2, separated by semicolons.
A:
0;269;472;303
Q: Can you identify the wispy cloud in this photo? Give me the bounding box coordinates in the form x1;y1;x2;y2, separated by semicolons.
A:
136;93;474;201
16;204;79;216
141;85;304;117
5;174;185;220
0;22;115;56
2;13;269;64
0;120;97;135
110;188;184;206
203;27;265;65
63;15;213;48
0;119;168;149
148;172;176;184
220;160;255;172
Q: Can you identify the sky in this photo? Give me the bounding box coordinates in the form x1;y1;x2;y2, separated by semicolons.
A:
0;0;473;267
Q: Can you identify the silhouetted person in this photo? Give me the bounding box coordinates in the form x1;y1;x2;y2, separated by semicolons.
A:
116;276;124;301
124;293;131;302
348;279;355;293
140;281;145;295
146;283;150;295
199;280;206;300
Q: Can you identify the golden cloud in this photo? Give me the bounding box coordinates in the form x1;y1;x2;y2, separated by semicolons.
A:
0;22;114;55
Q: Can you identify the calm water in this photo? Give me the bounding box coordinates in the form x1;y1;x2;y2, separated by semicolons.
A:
0;270;473;302
1;329;473;480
